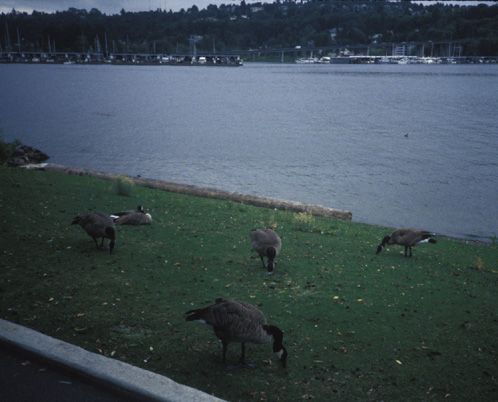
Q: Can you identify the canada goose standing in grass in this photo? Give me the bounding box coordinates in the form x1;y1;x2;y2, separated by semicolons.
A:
250;229;281;274
114;212;152;225
185;298;287;369
72;212;116;253
376;228;437;257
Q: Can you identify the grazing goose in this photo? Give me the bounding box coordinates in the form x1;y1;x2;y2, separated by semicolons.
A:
72;212;116;253
114;212;152;225
110;205;144;219
185;298;287;370
376;228;437;257
250;229;282;274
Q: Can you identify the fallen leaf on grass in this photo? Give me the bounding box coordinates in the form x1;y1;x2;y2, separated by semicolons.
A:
395;360;403;365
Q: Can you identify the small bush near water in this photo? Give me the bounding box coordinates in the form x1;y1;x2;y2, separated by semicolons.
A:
1;166;497;401
113;175;134;197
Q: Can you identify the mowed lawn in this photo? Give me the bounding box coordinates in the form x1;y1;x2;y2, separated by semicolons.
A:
1;166;497;401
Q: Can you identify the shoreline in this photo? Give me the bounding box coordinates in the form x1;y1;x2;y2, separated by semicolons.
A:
24;163;353;221
21;162;492;245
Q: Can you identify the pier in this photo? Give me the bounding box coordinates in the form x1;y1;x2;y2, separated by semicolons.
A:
0;50;243;66
246;39;497;64
1;39;496;65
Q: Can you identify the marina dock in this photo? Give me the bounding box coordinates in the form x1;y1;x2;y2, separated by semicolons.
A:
0;51;243;66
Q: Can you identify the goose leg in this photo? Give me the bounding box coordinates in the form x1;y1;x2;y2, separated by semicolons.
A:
408;246;413;257
240;343;255;369
92;237;100;250
94;237;107;251
222;341;238;370
259;255;267;269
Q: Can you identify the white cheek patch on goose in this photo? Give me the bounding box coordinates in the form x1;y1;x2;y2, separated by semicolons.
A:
415;239;430;245
274;349;284;359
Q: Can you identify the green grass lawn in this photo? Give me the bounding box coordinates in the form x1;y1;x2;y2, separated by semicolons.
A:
1;166;497;401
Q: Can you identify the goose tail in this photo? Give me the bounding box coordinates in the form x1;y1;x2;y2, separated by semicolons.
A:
71;216;82;225
185;307;206;321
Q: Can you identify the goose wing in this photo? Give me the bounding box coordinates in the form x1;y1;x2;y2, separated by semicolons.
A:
213;300;268;343
115;213;151;225
251;229;281;254
187;299;268;343
83;213;114;237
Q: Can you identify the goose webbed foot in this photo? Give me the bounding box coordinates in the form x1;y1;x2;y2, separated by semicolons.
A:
223;361;256;370
240;360;256;369
94;238;108;251
238;344;255;368
224;362;240;370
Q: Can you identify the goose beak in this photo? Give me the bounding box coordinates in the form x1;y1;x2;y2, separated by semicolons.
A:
267;261;275;274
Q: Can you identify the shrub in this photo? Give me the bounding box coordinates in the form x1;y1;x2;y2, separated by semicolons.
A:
113;175;134;197
292;211;317;232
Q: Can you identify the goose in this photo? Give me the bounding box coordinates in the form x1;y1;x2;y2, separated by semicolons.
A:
376;228;437;257
250;228;282;274
114;212;152;225
185;298;287;369
110;205;144;220
72;212;116;253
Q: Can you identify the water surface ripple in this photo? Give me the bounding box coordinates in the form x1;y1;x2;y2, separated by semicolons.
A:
1;63;497;242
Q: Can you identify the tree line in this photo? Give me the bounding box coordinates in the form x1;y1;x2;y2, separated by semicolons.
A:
1;0;498;56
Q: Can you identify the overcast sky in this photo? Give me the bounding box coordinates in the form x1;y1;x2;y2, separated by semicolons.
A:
0;0;495;15
0;0;267;15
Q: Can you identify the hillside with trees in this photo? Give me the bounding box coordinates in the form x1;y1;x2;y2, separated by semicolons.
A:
1;0;498;56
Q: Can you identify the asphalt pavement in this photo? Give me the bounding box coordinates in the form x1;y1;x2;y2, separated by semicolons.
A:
0;319;225;402
0;344;133;402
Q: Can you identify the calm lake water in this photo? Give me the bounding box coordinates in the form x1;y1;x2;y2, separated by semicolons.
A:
1;62;497;242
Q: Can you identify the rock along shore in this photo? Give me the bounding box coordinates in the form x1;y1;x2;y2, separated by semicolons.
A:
24;163;353;221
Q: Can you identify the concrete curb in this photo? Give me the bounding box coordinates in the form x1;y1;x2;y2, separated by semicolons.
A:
23;163;352;221
0;319;226;402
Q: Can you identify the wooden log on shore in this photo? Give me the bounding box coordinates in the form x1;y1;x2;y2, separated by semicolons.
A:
34;163;353;221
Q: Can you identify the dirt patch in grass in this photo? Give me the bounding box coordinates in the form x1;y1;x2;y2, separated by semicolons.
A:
1;166;497;401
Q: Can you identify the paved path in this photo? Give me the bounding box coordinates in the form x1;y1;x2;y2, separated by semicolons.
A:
0;319;225;402
0;345;132;402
